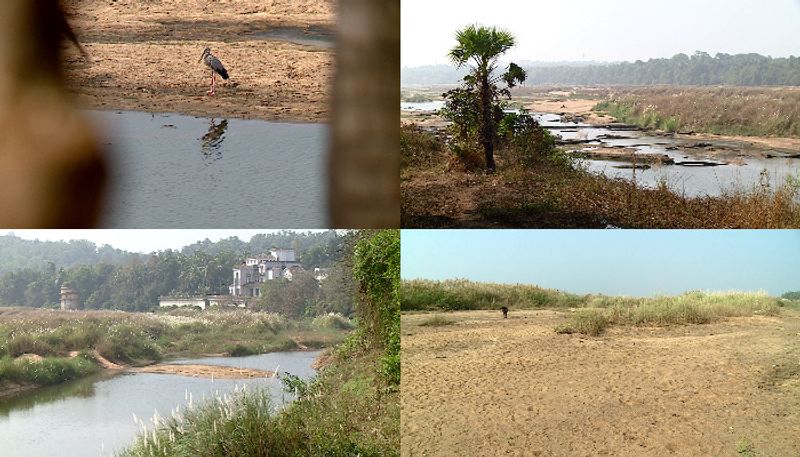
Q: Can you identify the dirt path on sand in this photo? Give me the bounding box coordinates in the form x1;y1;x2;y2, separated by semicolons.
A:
63;0;334;121
401;310;800;457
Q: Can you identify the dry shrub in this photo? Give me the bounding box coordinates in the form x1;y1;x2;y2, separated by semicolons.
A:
404;156;800;228
400;124;447;169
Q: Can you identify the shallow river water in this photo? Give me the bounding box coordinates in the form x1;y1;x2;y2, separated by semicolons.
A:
401;103;800;197
88;110;327;228
0;350;321;457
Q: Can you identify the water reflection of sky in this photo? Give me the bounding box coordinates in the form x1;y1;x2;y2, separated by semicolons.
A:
87;110;328;228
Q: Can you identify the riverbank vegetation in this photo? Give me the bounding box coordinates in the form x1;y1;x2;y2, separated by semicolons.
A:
121;230;400;457
594;86;800;138
0;308;351;392
401;124;800;228
402;280;790;336
0;352;97;387
0;308;350;361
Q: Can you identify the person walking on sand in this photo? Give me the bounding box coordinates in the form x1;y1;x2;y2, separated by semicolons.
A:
501;306;509;318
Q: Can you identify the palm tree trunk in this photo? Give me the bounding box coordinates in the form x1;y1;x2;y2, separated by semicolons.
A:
479;70;496;172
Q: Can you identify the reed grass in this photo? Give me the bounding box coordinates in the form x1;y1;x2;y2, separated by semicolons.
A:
120;349;398;457
0;308;351;363
401;279;584;311
594;87;800;138
555;291;781;335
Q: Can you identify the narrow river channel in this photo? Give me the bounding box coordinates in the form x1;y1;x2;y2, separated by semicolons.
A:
0;350;321;457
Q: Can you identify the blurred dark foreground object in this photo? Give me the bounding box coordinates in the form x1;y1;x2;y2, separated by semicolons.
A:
0;0;106;227
329;0;400;228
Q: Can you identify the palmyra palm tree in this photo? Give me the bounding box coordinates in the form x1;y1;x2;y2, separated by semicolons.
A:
448;24;526;172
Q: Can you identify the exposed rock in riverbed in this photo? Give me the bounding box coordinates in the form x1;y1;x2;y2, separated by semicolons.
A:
674;160;726;167
571;148;675;165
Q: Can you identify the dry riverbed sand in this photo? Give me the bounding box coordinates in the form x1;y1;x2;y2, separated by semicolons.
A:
401;310;800;457
64;0;334;121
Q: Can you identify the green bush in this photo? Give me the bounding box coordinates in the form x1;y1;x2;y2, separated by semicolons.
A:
227;344;258;357
353;230;400;386
662;116;680;132
0;354;97;385
7;334;57;357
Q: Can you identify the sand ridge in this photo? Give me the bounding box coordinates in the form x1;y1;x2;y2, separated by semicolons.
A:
133;363;276;379
401;310;800;456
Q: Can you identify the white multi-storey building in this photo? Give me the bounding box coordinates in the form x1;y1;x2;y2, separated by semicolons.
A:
229;248;303;297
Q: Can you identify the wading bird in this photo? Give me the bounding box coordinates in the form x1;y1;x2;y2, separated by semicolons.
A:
199;47;229;95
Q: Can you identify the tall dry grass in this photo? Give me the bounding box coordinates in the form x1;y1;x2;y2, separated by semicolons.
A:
556;291;783;335
401;279;585;311
596;86;800;137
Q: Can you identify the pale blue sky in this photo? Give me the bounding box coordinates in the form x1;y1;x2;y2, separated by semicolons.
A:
401;230;800;296
5;230;329;253
402;0;800;66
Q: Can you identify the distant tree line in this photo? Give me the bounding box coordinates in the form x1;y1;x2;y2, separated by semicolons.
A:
401;53;800;87
0;230;356;315
0;234;136;275
525;52;800;86
782;291;800;300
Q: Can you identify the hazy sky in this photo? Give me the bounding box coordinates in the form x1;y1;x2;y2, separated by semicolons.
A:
401;230;800;296
401;0;800;67
5;230;329;254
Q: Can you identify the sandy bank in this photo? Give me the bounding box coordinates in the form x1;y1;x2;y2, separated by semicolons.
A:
402;310;800;456
133;364;275;379
63;0;334;121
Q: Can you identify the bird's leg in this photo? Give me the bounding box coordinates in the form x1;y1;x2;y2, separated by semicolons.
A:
208;71;215;95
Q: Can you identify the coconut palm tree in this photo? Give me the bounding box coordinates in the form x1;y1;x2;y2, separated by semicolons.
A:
448;24;526;172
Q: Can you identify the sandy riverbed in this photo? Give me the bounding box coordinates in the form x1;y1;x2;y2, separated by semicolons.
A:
63;0;334;121
401;309;800;457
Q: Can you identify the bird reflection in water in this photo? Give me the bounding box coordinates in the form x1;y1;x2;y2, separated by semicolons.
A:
200;118;228;164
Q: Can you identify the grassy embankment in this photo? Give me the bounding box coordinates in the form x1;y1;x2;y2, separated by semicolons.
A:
402;279;794;336
121;230;400;457
0;308;351;389
593;86;800;137
401;124;800;228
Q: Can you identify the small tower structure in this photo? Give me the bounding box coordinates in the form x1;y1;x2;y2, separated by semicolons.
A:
60;285;79;310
